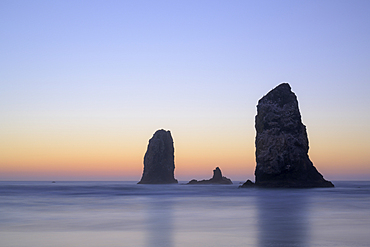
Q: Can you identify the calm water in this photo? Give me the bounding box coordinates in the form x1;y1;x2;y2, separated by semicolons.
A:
0;181;369;247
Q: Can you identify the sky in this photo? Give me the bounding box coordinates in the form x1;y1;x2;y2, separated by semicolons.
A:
1;0;370;181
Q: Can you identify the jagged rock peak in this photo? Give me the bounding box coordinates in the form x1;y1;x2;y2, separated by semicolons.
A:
187;167;232;185
253;83;334;188
138;129;178;184
212;167;222;180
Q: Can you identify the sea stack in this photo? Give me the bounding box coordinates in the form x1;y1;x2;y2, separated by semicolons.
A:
187;167;232;184
253;83;333;188
138;129;178;184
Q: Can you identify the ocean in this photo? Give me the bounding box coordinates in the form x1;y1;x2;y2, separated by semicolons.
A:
0;181;369;247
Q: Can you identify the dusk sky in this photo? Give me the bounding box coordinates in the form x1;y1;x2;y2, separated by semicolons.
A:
1;0;370;181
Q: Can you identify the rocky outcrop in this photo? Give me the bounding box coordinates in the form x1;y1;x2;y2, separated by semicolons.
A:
252;83;334;188
138;129;178;184
239;179;255;188
187;167;232;184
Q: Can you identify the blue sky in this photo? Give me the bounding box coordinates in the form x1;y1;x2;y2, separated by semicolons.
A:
1;0;370;180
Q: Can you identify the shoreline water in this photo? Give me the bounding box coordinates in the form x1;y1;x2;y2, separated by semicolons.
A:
1;181;369;247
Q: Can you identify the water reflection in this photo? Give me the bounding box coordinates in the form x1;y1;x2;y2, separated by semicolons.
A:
256;190;310;247
145;197;174;247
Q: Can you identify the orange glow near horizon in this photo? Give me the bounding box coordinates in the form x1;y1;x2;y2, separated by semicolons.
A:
2;147;369;181
1;122;369;181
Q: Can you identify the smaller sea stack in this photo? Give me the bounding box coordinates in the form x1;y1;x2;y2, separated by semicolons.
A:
187;167;232;184
138;129;178;184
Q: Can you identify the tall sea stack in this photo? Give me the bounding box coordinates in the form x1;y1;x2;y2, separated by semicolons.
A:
138;129;178;184
254;83;333;188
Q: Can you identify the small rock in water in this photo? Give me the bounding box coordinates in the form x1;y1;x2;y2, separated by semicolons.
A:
187;167;232;184
239;179;255;188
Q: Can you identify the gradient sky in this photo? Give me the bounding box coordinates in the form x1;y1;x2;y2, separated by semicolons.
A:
1;0;370;181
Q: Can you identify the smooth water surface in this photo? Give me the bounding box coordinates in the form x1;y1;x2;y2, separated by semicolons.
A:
0;181;369;247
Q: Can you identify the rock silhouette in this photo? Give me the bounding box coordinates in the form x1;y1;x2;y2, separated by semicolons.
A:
251;83;334;188
138;129;178;184
187;167;232;184
239;179;255;188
